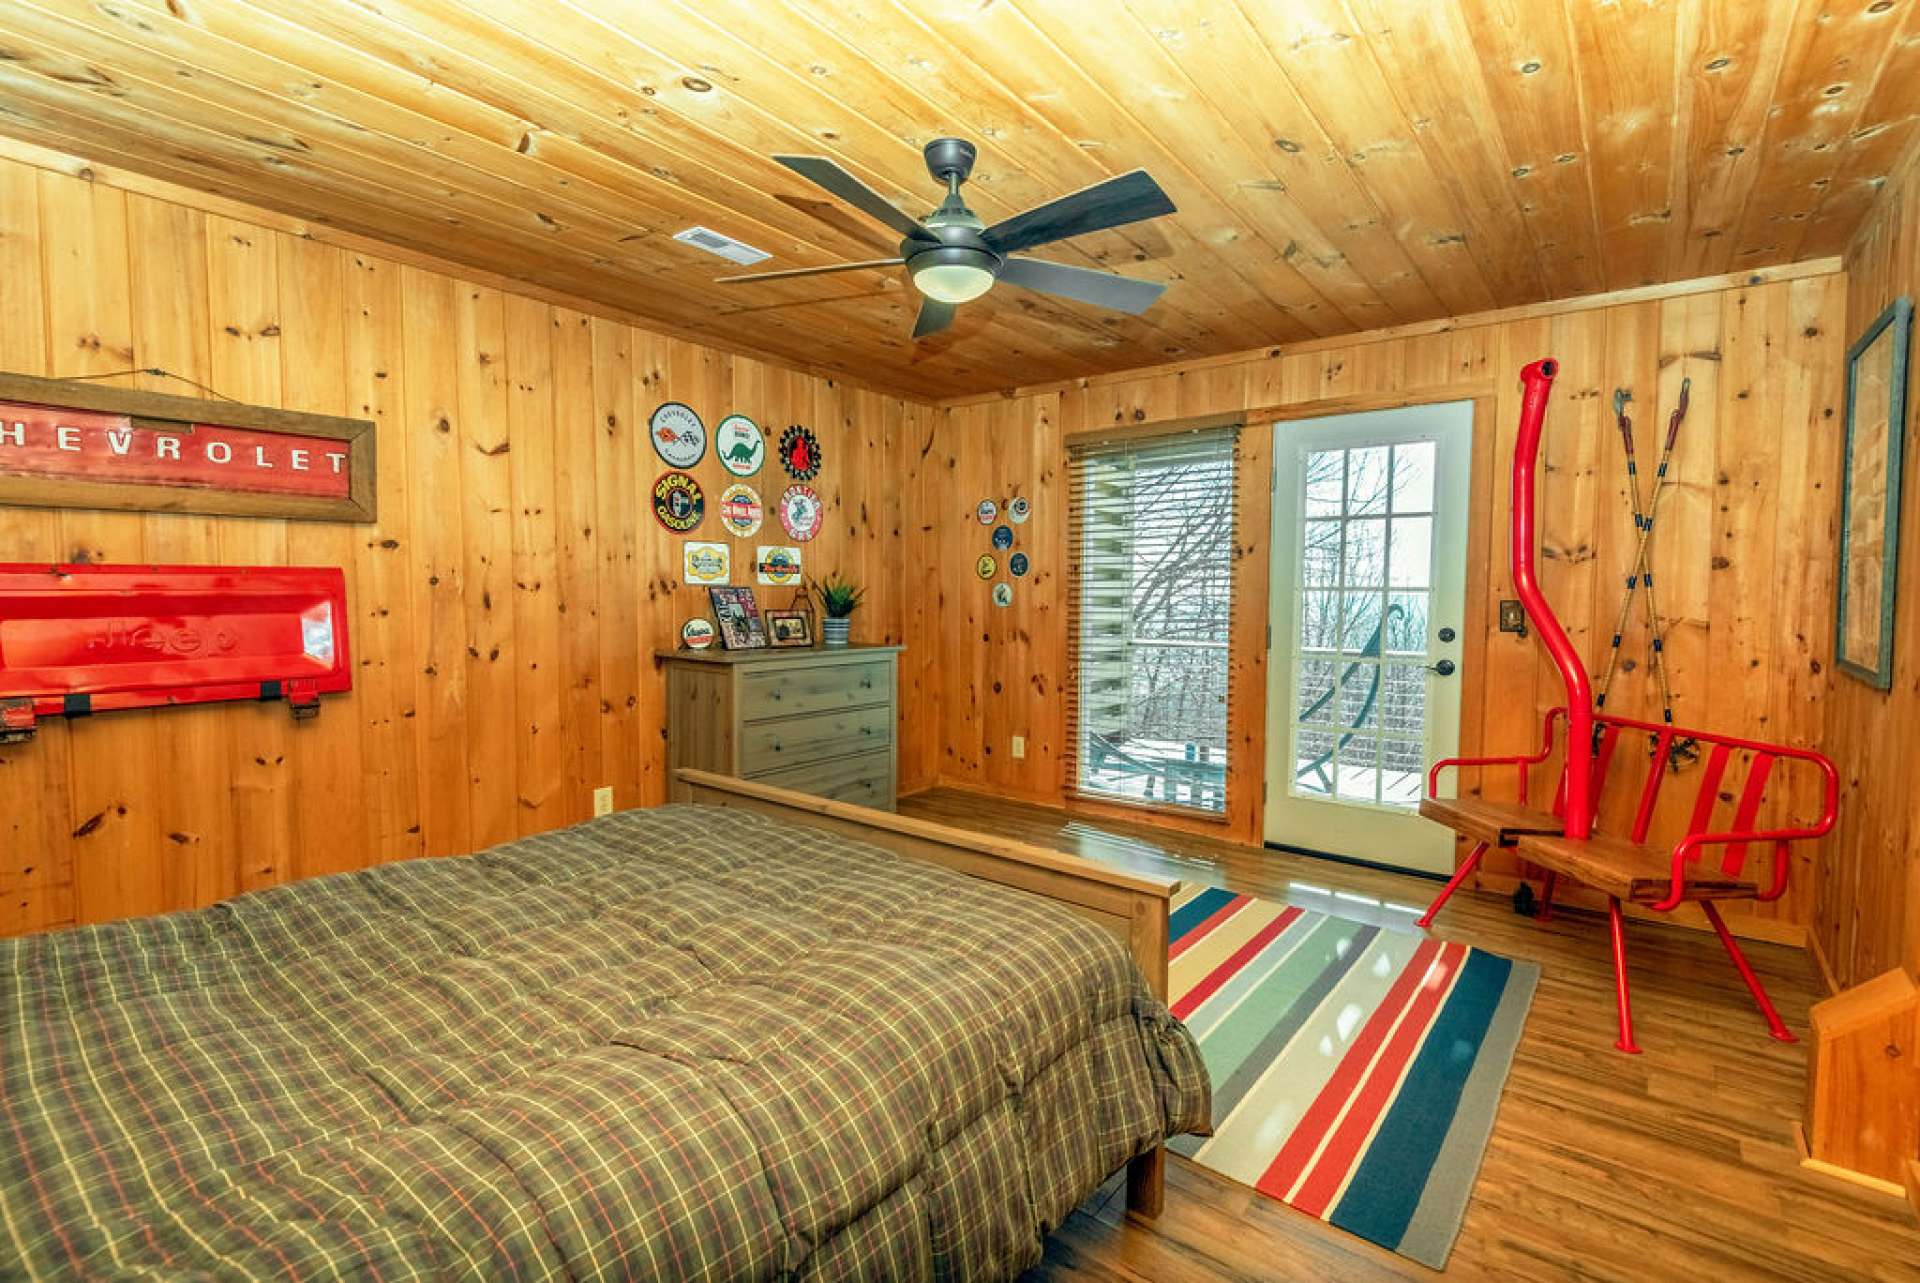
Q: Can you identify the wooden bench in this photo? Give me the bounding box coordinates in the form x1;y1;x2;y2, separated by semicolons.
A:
1419;706;1838;1052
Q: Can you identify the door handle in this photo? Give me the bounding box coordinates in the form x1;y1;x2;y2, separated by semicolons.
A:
1426;659;1457;677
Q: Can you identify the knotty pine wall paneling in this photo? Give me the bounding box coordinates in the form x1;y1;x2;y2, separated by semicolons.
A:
0;151;933;936
1816;147;1920;990
924;273;1848;943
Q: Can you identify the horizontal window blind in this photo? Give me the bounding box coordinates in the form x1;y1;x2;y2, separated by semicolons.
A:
1064;426;1239;815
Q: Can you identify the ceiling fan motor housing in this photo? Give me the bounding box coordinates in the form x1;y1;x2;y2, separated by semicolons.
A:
922;136;977;185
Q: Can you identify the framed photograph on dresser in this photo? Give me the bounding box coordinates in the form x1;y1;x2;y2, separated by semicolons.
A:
707;586;768;649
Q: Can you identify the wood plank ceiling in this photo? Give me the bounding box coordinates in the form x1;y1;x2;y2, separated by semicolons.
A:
0;0;1913;400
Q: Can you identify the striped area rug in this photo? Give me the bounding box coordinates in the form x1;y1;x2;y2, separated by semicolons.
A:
1167;885;1538;1269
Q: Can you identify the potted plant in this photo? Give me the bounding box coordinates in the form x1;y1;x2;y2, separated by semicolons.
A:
810;573;864;647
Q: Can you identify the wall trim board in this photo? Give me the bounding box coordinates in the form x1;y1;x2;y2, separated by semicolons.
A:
0;135;944;412
939;259;1846;409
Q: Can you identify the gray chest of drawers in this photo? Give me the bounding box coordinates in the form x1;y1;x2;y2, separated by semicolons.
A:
659;644;902;810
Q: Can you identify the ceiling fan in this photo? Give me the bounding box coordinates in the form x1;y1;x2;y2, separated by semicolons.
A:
715;138;1177;339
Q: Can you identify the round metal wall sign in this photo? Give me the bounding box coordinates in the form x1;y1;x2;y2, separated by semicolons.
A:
715;414;765;477
778;484;823;541
1009;552;1030;577
991;524;1013;550
779;425;822;480
1007;496;1031;525
976;498;998;525
681;618;716;649
975;554;997;580
652;470;705;532
649;401;706;468
719;483;763;537
992;582;1013;608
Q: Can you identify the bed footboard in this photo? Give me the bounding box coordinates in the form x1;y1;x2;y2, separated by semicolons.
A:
670;768;1179;1217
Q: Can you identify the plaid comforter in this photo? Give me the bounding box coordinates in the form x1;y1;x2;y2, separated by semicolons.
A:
0;804;1209;1281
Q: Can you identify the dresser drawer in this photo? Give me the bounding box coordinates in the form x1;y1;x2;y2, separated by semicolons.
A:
739;660;891;720
738;704;893;775
753;749;893;809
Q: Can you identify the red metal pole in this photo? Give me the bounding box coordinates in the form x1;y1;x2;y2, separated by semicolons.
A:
1416;840;1488;930
1701;902;1797;1043
1607;897;1642;1054
1511;359;1594;838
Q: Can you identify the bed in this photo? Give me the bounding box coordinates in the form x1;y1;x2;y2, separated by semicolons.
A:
0;770;1210;1280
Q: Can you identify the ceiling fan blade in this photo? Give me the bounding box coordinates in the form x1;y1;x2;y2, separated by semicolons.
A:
774;155;935;242
997;257;1166;314
715;258;903;284
911;297;956;340
982;170;1176;255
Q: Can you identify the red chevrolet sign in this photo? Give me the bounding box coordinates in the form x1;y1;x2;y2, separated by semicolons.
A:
0;402;352;498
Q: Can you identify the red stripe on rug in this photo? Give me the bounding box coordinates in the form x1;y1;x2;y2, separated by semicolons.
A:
1171;905;1305;1021
1253;936;1444;1200
1169;894;1253;962
1288;942;1469;1217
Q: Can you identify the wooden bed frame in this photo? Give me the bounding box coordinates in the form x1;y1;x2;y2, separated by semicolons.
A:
671;768;1182;1217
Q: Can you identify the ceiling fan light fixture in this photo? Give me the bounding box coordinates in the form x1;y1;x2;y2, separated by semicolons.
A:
908;246;998;303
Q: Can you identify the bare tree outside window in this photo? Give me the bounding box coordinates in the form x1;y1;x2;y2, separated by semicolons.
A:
1073;432;1236;812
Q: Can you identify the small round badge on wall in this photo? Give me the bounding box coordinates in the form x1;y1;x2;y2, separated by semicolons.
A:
1007;495;1031;525
715;414;765;477
1009;552;1030;578
718;483;763;537
992;582;1013;608
681;618;716;650
652;470;705;532
975;554;998;580
779;425;822;480
779;484;823;541
991;524;1014;550
649;401;706;468
976;498;999;525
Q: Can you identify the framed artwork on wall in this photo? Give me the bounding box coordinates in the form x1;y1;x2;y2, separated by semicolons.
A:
1836;296;1912;690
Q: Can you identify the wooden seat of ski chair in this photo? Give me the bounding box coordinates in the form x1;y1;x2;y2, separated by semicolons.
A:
1419;707;1570;849
1509;828;1758;904
1417;795;1563;848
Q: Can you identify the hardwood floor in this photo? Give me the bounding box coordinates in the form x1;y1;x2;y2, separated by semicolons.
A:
896;789;1920;1282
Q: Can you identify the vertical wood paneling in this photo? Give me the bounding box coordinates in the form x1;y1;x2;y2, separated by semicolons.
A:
924;273;1847;940
0;150;929;935
1819;146;1920;988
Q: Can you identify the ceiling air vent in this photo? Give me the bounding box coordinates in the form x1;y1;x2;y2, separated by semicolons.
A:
672;226;770;266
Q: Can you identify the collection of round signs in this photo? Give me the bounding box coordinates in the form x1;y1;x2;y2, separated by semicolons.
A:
659;403;831;646
977;495;1032;607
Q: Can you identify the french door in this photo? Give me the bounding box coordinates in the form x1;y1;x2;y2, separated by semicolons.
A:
1263;402;1473;874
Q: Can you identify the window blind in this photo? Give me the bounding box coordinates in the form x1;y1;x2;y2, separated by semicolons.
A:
1064;425;1240;815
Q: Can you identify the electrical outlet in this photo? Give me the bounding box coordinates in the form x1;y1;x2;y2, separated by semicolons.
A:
593;786;613;817
1011;735;1026;760
1498;599;1528;636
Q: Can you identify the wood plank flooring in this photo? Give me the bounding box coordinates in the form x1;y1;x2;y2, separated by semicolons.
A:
896;789;1920;1282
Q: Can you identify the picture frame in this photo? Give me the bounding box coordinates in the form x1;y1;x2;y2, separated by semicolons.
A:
1835;296;1912;690
766;610;814;648
706;585;767;650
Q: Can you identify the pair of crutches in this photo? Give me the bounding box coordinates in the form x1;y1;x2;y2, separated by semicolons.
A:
1592;377;1698;768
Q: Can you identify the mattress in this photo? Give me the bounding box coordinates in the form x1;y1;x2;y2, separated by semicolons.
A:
0;803;1210;1280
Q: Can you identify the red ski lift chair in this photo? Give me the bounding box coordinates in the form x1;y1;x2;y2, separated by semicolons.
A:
1414;360;1839;1054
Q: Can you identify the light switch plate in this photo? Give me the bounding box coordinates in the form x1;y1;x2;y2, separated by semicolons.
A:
1011;735;1026;760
